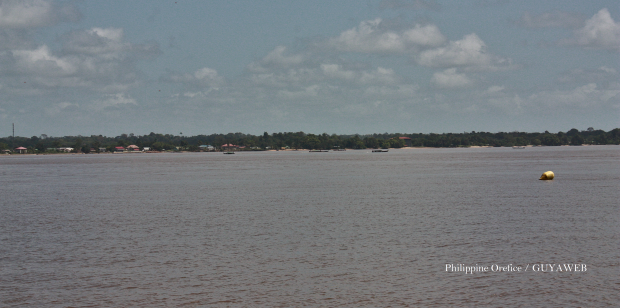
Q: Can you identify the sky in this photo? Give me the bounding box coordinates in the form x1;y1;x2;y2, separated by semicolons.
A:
1;0;619;137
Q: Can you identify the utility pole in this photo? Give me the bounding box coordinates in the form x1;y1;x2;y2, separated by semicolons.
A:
12;123;14;150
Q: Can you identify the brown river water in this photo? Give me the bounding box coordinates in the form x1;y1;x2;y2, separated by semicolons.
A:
1;146;618;307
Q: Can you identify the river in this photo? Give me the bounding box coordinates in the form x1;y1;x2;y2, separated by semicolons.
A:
1;146;618;307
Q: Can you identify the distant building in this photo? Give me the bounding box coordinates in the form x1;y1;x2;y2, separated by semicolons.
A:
14;147;27;154
99;148;107;152
399;137;412;147
127;145;140;151
199;145;215;151
221;144;238;151
142;147;151;151
114;146;125;152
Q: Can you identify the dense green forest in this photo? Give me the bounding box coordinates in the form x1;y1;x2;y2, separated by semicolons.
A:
1;128;619;153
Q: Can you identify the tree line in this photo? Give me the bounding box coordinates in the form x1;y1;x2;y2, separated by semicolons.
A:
1;128;618;153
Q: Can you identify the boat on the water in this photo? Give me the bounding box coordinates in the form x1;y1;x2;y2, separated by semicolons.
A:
372;149;389;152
512;146;526;149
309;150;329;152
223;152;235;154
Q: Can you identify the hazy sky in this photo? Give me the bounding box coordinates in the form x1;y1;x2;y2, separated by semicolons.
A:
1;0;618;137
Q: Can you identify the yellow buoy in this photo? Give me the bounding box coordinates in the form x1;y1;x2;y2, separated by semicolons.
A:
539;171;554;180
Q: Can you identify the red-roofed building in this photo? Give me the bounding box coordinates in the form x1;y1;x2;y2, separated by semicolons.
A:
15;147;27;154
399;137;412;147
221;144;238;151
114;146;125;153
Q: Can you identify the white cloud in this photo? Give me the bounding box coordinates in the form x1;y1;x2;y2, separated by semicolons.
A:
484;83;620;113
45;101;79;116
515;11;584;29
320;64;356;80
363;84;418;99
379;0;441;11
560;8;620;51
487;94;525;115
359;67;398;84
416;33;513;70
1;26;160;94
484;85;505;94
329;19;446;53
403;24;446;47
599;66;617;74
92;93;137;110
277;84;321;100
558;66;618;84
61;27;159;60
62;28;128;59
194;67;219;80
247;60;401;90
262;46;304;66
246;46;305;73
169;67;225;89
13;44;77;75
431;68;473;88
0;0;79;29
530;83;620;108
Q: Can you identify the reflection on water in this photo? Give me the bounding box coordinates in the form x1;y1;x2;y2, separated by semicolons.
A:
1;146;618;306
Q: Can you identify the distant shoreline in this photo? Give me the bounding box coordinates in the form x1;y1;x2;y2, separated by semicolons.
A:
2;144;613;157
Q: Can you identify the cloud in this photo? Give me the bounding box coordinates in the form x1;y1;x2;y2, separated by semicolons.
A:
0;0;80;51
559;8;620;51
168;67;225;88
0;0;80;29
2;27;160;92
558;66;617;84
479;82;620;115
484;85;505;95
61;28;128;58
277;84;322;100
328;19;446;54
320;64;356;80
246;46;305;73
431;68;473;88
403;24;448;47
13;44;77;76
379;0;441;11
486;94;525;115
515;11;585;29
45;101;79;116
92;93;137;110
528;83;620;108
61;27;160;60
474;0;509;8
363;84;418;99
416;33;513;70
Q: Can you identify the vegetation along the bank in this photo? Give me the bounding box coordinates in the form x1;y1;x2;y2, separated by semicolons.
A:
1;127;618;154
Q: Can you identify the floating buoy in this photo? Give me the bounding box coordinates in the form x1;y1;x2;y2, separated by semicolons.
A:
539;171;554;180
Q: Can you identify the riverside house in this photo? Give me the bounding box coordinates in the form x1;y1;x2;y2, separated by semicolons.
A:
220;144;238;151
199;145;215;151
